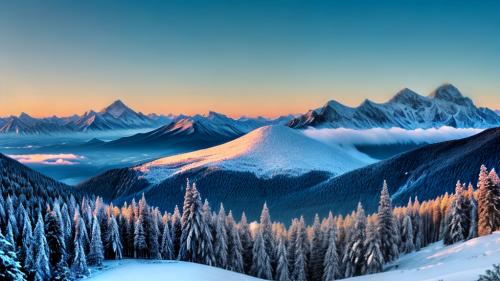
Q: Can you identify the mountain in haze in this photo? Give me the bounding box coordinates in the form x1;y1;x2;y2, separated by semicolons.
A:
76;125;373;220
288;84;500;129
0;100;174;135
103;112;294;150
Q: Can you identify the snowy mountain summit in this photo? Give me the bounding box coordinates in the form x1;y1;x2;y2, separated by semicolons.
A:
289;84;500;129
134;125;372;183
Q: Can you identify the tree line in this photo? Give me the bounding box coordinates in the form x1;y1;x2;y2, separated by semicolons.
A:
1;165;499;281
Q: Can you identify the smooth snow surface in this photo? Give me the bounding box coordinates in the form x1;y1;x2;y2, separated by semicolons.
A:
346;231;500;281
135;125;374;183
86;260;265;281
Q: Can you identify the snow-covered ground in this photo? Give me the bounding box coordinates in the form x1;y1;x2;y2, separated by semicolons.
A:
135;125;375;183
86;232;500;281
86;260;265;281
347;231;500;281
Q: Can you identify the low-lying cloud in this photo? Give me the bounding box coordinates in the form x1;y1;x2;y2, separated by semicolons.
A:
7;153;84;165
302;126;484;146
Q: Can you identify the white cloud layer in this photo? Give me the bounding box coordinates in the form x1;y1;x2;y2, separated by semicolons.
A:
7;153;84;165
302;126;484;146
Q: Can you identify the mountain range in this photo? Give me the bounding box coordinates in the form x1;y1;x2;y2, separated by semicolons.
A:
76;126;499;222
0;100;175;135
288;84;500;129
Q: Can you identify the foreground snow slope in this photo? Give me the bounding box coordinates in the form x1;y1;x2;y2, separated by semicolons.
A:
86;260;264;281
347;231;500;281
135;125;374;183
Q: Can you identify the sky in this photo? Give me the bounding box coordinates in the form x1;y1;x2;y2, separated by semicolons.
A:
0;0;499;118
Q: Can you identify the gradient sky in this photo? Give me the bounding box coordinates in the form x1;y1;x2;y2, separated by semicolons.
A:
0;0;499;118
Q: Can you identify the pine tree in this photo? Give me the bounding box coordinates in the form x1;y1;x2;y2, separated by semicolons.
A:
238;212;253;274
343;202;367;278
226;211;244;273
171;205;182;258
214;204;229;268
160;221;174;260
260;203;275;269
71;240;89;278
0;230;26;281
20;213;33;271
88;216;104;267
467;183;478;240
364;219;384;274
377;181;399;262
292;217;308;281
401;215;414;254
309;214;324;281
275;237;290;281
32;214;51;281
251;228;272;279
478;165;500;236
106;215;123;259
444;183;466;245
322;226;339;281
478;263;500;281
45;210;72;281
178;182;214;265
5;222;15;252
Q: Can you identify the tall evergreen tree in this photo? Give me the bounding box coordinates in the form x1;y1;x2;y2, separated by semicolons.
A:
88;216;104;267
401;215;414;254
178;182;214;265
0;230;25;281
238;212;253;274
444;182;466;245
226;211;244;273
71;240;89;278
32;214;50;281
309;214;324;281
160;221;174;260
45;210;72;281
214;204;228;268
106;215;123;259
260;203;275;269
343;203;367;278
376;181;399;262
292;217;308;281
20;213;33;271
170;205;182;258
275;237;290;281
251;228;272;280
364;219;384;274
478;165;500;236
322;226;339;281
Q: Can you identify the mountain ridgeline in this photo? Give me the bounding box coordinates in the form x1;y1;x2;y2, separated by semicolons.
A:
77;126;499;222
288;84;500;129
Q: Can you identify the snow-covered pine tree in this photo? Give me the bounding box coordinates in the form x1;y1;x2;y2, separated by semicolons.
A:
309;214;324;281
171;205;182;258
44;210;72;280
251;228;272;280
376;180;399;262
214;204;229;268
5;222;15;252
275;236;290;281
342;202;367;278
364;218;384;274
88;216;104;267
20;212;33;272
226;211;244;273
477;165;498;236
0;229;25;281
238;212;253;274
71;240;89;278
259;203;275;269
322;225;339;281
444;182;466;245
32;213;50;281
292;216;308;281
467;183;478;240
160;220;174;260
287;218;299;274
106;214;123;259
178;182;214;265
400;215;414;254
5;196;18;240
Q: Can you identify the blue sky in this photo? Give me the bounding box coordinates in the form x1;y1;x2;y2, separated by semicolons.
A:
0;0;499;117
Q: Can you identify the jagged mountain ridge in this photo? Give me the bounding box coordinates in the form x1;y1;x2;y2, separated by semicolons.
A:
288;84;500;129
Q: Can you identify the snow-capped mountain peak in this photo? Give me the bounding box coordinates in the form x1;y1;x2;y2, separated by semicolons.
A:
134;125;373;183
100;99;137;118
